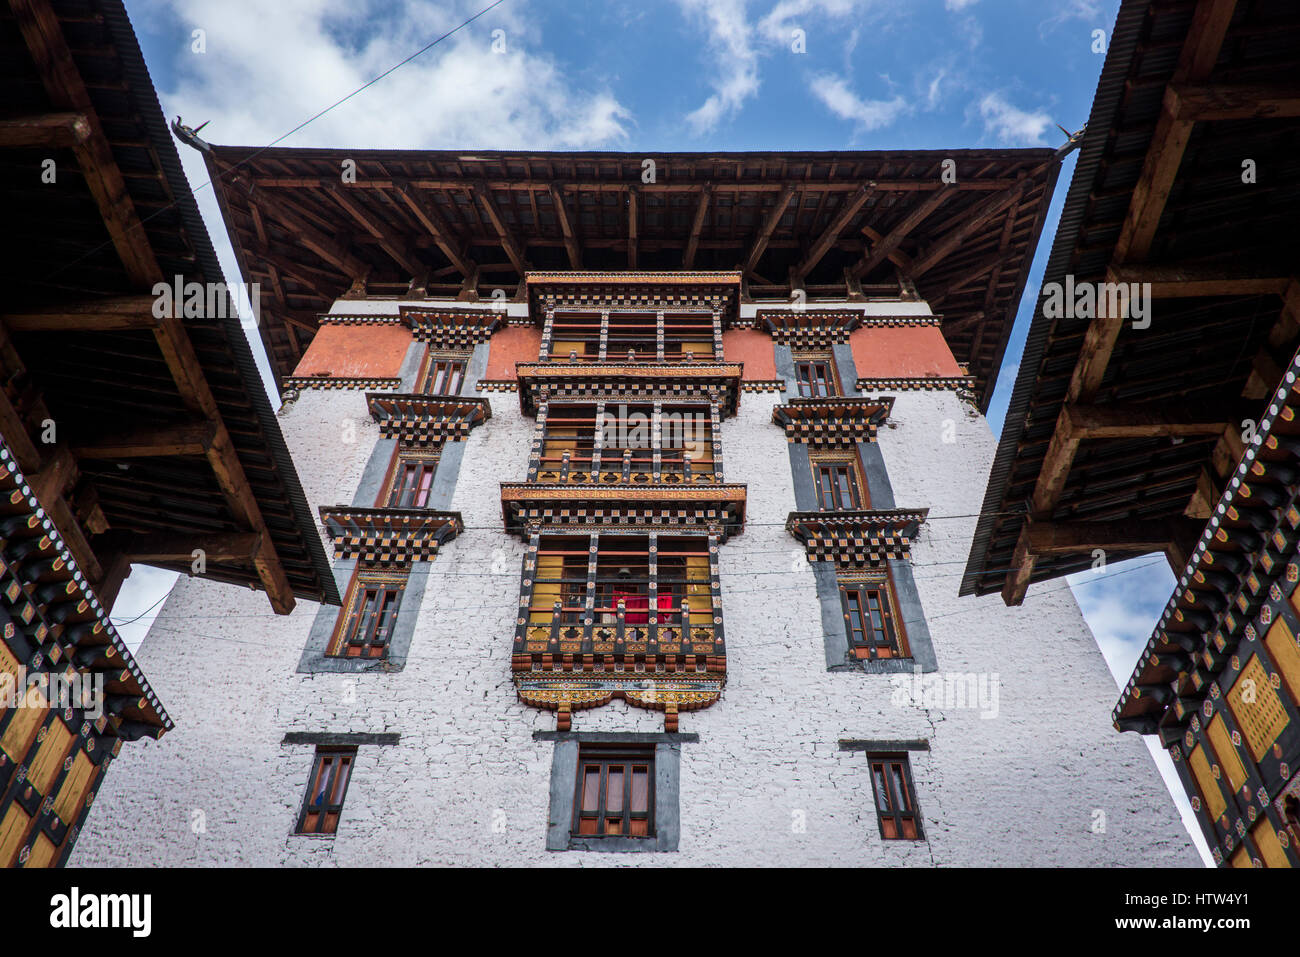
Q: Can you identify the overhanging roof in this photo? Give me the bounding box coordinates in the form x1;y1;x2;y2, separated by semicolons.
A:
0;0;337;608
962;0;1300;602
199;145;1061;407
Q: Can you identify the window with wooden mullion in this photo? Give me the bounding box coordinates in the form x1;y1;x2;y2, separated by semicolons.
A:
795;360;836;397
387;457;438;508
868;753;923;840
297;747;356;835
333;578;404;658
573;747;654;838
840;579;904;658
815;462;861;509
421;358;466;395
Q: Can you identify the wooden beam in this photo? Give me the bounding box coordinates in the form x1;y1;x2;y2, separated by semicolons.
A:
1168;82;1300;121
743;185;796;278
851;186;952;279
859;224;914;272
393;183;476;278
792;183;872;281
470;183;528;276
908;179;1032;279
252;191;368;280
1111;0;1238;264
120;532;262;563
1026;517;1206;555
928;251;1004;309
3;295;160;332
1066;400;1240;439
28;444;76;506
0;111;89;147
683;184;711;269
71;423;216;459
329;186;421;276
11;0;161;286
548;185;582;269
1108;263;1291;298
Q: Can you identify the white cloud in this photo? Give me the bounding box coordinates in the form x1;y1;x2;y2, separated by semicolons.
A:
978;91;1052;144
945;0;978;9
676;0;761;134
808;73;908;132
148;0;630;149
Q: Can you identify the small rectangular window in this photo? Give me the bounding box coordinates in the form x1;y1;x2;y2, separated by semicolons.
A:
296;747;356;835
386;455;439;508
795;360;836;397
573;746;655;838
421;358;466;395
867;753;923;840
839;575;906;659
330;573;406;658
814;462;861;509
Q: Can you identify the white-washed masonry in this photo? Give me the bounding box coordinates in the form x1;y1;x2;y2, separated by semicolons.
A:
74;296;1198;866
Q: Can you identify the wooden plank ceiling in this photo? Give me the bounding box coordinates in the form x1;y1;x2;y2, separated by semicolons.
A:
962;0;1300;604
202;146;1062;408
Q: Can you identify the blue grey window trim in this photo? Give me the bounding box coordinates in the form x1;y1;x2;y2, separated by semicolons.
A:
831;343;860;397
839;738;929;752
396;340;426;392
773;343;799;397
351;437;398;507
543;732;685;853
296;560;432;673
462;342;489;391
282;732;400;747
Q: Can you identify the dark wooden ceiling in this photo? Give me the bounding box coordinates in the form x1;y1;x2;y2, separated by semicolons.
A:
962;0;1300;602
202;146;1062;407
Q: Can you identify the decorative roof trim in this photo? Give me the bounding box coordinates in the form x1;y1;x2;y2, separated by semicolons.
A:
772;396;894;446
285;376;403;391
854;376;976;393
366;394;491;445
786;508;929;566
318;507;462;564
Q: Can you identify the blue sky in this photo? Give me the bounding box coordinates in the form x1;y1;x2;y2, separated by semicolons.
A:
108;0;1207;861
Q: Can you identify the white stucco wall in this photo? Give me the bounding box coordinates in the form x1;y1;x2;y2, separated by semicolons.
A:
73;300;1198;867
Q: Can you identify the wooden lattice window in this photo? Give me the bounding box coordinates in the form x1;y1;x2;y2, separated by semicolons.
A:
385;451;440;508
814;459;863;510
419;357;466;395
329;572;406;658
296;747;355;835
867;753;923;840
573;746;654;838
794;357;837;397
839;573;906;659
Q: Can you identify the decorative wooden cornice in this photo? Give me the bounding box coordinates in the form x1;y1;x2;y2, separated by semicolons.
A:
285;375;402;391
474;379;519;393
741;379;785;393
1115;353;1300;736
366;394;491;445
500;483;747;540
515;362;743;417
786;508;928;566
399;306;503;347
757;310;860;346
772;396;894;446
316;313;405;325
318;507;462;564
854;375;977;393
0;441;171;740
527;271;741;320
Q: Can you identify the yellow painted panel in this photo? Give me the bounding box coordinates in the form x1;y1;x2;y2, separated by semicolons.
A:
23;834;57;869
27;721;73;796
1229;844;1252;868
0;642;18;714
1205;714;1248;793
1227;655;1291;761
531;555;564;625
0;804;31;867
686;556;713;627
53;752;96;825
550;340;585;356
1250;820;1291;868
1188;743;1227;821
1264;616;1300;708
0;686;46;762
